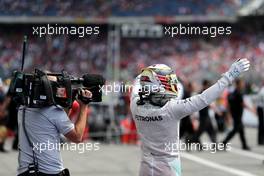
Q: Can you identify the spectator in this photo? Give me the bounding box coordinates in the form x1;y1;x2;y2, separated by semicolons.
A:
0;92;7;152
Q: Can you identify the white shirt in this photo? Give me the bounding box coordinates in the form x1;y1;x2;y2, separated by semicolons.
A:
18;106;74;174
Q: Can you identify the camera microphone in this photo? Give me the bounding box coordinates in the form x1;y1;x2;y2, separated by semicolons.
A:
82;74;105;87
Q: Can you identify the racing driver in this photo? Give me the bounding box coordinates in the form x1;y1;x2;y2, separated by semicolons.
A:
130;58;250;176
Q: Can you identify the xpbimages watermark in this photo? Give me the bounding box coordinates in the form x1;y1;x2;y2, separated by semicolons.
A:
99;82;168;95
164;141;231;154
33;140;100;154
32;24;100;37
164;24;232;38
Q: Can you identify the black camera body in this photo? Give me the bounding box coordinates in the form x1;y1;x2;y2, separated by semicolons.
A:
9;69;105;108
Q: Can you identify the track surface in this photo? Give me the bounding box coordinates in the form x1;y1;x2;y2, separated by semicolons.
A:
1;128;264;176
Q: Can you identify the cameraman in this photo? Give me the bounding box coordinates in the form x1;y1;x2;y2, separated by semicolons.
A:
17;87;92;176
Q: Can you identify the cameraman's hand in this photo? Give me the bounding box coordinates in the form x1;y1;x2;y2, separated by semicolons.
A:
224;58;250;83
77;89;92;106
66;90;92;143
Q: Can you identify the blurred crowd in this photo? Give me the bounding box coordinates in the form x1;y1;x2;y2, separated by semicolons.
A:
120;33;264;83
0;33;107;79
0;0;248;17
1;30;264;84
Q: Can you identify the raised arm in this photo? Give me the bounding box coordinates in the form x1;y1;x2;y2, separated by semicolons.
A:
168;58;250;119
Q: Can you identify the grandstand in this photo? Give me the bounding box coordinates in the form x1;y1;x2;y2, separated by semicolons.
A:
0;0;250;16
0;1;264;83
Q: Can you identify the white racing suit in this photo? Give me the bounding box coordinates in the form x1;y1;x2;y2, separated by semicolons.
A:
130;76;230;176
